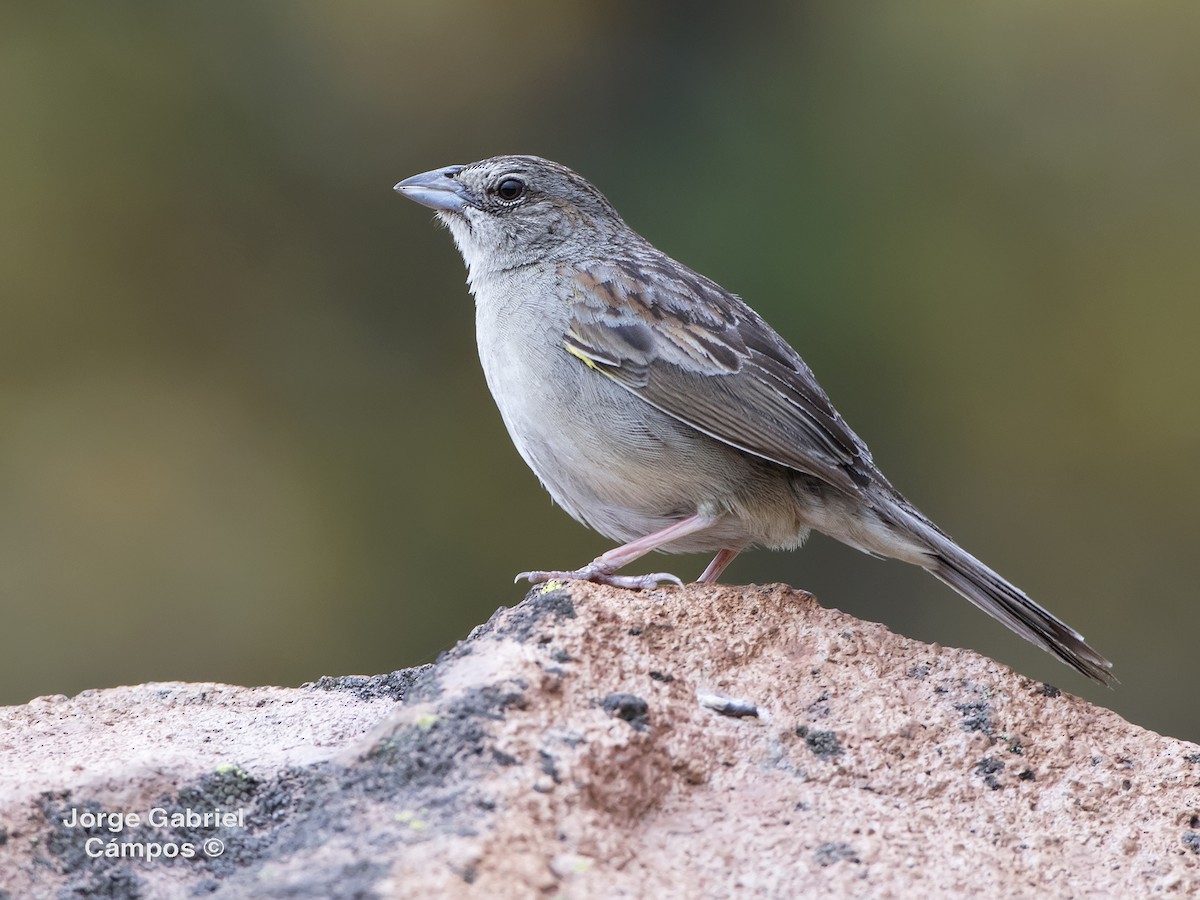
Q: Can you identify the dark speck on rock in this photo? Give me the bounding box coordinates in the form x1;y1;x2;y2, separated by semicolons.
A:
649;670;673;682
601;693;650;732
976;757;1004;775
1040;683;1061;698
1183;832;1200;854
814;842;860;866
539;750;561;783
975;757;1005;790
796;726;843;759
806;692;831;719
955;700;994;737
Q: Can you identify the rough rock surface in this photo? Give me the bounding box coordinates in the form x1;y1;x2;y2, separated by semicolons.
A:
1;583;1197;898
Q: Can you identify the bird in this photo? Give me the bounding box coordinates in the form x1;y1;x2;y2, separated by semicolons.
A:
394;155;1114;686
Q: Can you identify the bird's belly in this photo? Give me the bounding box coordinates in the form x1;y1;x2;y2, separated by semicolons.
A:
477;320;809;552
481;338;683;532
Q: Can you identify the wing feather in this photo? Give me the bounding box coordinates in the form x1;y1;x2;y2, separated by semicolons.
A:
563;258;875;495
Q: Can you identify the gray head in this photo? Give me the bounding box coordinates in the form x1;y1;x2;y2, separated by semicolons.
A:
395;155;633;282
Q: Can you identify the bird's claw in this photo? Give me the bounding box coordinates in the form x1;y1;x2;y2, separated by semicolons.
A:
599;571;685;590
516;568;684;591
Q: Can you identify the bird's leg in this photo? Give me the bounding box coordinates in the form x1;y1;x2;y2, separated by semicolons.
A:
517;513;720;590
698;547;742;584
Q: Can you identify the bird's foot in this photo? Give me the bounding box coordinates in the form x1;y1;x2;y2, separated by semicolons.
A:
516;567;684;591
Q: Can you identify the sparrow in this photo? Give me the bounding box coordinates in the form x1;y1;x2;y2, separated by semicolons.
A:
394;155;1113;685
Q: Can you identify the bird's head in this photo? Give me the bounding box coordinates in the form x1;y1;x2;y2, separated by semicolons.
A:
395;155;630;281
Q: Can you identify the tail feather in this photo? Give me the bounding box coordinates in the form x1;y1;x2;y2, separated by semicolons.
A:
926;543;1115;686
874;498;1115;686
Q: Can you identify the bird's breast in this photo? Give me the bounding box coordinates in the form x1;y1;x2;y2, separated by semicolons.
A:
471;272;691;536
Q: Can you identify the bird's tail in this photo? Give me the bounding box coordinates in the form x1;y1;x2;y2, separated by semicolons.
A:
867;494;1115;685
920;529;1115;686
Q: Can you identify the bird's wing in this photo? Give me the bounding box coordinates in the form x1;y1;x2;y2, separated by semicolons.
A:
563;258;876;496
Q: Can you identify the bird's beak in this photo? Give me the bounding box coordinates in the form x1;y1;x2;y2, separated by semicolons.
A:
394;165;472;213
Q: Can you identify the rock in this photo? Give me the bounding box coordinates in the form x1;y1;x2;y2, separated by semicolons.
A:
0;582;1196;898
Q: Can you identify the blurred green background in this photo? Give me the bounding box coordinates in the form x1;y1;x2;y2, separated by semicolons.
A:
2;3;1196;741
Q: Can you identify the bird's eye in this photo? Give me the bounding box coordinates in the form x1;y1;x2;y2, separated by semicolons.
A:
495;177;526;202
